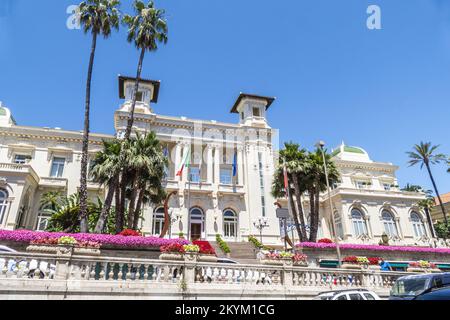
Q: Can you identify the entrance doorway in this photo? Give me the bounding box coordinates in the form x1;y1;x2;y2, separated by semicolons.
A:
189;207;204;241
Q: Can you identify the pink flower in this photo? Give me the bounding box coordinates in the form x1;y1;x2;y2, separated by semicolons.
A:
296;242;450;255
0;230;189;248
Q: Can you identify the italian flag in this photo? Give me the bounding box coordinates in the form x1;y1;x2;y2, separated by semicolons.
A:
176;148;191;177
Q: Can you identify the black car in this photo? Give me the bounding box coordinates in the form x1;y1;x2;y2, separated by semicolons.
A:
414;287;450;300
389;273;450;300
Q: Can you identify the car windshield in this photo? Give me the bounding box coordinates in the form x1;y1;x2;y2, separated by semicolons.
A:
391;278;430;297
313;295;333;300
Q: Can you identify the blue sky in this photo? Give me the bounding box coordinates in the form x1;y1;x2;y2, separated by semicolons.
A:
0;0;449;193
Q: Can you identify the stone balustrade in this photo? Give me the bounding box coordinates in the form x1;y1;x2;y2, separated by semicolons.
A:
0;251;411;299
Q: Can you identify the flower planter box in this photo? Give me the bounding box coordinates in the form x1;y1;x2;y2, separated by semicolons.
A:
261;259;284;266
159;253;184;261
341;263;364;270
407;267;427;273
26;244;100;256
293;262;309;267
368;265;381;271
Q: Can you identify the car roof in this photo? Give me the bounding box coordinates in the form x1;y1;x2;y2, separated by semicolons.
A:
0;245;16;252
398;273;450;281
319;289;370;295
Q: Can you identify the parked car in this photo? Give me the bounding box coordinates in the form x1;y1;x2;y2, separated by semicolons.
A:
0;245;56;279
413;287;450;300
216;258;239;264
389;273;450;300
313;289;381;300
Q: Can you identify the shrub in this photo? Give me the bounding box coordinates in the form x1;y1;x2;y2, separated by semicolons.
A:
248;235;273;250
193;240;216;255
215;234;231;254
118;229;141;237
0;229;188;248
183;244;200;253
318;238;333;244
160;243;185;254
58;236;78;245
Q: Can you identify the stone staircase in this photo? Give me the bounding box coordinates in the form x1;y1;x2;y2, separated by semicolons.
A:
210;241;259;264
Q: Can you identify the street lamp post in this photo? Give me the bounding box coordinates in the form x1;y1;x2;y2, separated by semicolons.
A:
253;217;269;243
316;140;342;268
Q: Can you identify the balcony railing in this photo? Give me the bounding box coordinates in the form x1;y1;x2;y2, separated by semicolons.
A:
0;251;409;298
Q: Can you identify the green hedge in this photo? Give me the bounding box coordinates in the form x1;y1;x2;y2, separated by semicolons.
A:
216;234;231;254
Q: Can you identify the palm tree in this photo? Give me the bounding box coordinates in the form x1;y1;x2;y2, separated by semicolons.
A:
39;191;63;212
78;0;120;233
124;132;166;229
122;0;168;140
90;139;122;233
407;142;448;224
306;149;340;243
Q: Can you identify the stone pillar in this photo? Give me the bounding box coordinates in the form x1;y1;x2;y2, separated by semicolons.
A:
214;146;221;185
237;146;244;186
207;145;213;184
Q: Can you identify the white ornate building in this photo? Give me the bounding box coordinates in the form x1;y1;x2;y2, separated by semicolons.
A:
0;76;429;246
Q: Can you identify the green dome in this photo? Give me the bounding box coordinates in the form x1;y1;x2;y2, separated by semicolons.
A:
331;144;368;157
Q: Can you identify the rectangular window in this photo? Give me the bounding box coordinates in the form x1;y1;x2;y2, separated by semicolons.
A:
36;215;50;231
383;183;392;191
50;157;65;178
220;168;232;185
190;167;200;183
253;107;261;117
136;91;144;102
14;154;29;164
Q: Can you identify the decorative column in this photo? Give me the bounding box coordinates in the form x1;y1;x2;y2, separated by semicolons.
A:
237;146;244;186
214;145;221;185
207;144;213;184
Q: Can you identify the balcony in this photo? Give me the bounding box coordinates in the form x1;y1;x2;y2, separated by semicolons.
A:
218;184;245;195
0;162;39;183
39;177;68;189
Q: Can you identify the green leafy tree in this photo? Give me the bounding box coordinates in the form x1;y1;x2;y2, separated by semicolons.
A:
407;142;448;224
77;0;121;233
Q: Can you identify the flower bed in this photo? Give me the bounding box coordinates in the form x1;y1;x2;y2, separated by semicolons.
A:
262;251;308;266
0;230;189;249
407;260;441;273
297;242;450;255
193;240;216;255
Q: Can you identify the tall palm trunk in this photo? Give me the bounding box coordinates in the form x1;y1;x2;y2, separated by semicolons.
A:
291;174;307;240
127;175;139;228
426;162;448;224
124;47;146;140
132;188;145;230
94;175;118;233
289;193;304;242
80;32;98;233
114;182;123;234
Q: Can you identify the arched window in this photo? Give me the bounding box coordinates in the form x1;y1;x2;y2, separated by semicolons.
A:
189;207;205;241
382;210;398;237
0;189;8;225
223;209;238;239
351;209;368;237
152;207;165;236
334;212;344;240
411;212;427;238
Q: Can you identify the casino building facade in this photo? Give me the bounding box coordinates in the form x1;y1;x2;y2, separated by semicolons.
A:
0;77;431;246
